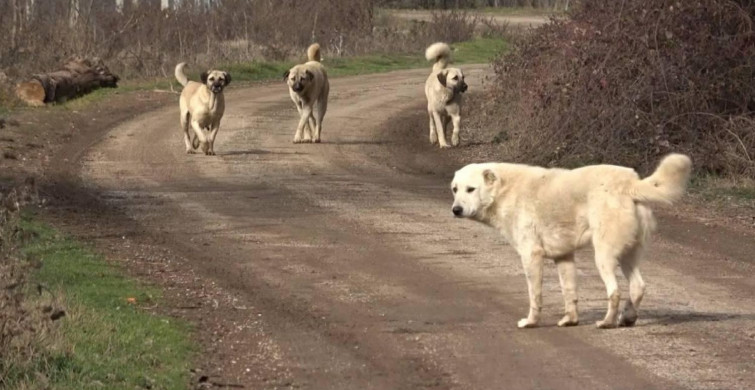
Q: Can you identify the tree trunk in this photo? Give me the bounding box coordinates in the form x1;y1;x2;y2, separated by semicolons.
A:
15;57;120;106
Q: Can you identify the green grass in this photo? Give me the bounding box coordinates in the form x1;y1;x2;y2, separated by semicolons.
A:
478;6;562;16
690;174;755;202
224;37;507;82
3;218;194;390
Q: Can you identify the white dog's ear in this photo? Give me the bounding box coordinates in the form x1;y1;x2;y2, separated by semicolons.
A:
282;70;290;81
224;72;231;85
437;70;447;87
305;70;314;80
483;169;497;186
200;71;209;84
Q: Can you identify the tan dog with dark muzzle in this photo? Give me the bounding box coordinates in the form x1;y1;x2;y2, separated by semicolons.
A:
175;63;231;155
283;43;330;144
425;42;468;148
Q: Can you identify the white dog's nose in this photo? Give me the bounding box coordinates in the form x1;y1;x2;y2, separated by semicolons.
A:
452;206;463;216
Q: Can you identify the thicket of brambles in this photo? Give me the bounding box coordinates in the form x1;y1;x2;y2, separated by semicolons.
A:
480;0;755;177
0;0;490;80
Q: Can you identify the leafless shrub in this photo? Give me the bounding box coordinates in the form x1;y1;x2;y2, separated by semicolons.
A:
478;0;755;177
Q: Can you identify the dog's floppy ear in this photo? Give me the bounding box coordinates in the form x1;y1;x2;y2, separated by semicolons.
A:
483;169;497;186
282;70;290;81
224;72;231;85
200;71;209;84
305;70;314;80
437;70;447;87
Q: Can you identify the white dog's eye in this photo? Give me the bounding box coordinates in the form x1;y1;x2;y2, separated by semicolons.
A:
453;76;459;80
466;187;475;193
452;187;458;194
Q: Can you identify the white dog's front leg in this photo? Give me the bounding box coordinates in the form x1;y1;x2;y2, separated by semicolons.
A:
207;124;219;156
294;106;312;144
518;247;545;329
556;254;579;326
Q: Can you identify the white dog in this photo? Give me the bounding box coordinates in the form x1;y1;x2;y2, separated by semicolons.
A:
425;42;467;148
450;154;692;329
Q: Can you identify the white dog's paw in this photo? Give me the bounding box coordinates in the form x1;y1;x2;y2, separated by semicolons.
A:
313;138;321;143
293;137;302;144
595;319;618;329
186;149;197;154
451;134;460;146
557;315;579;327
430;134;438;144
517;318;538;329
439;144;452;149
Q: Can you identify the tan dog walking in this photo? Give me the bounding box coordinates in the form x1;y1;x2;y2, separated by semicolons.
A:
283;43;330;144
175;63;231;155
425;42;467;148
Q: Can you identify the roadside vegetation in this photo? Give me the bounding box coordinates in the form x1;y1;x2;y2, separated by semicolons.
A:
471;0;755;186
0;185;194;389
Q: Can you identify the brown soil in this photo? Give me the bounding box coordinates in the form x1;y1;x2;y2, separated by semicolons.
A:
3;66;754;389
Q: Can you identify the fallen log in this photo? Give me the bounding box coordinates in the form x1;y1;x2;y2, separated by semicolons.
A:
14;57;120;106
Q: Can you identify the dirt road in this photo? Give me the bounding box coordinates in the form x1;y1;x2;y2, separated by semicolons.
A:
75;67;754;389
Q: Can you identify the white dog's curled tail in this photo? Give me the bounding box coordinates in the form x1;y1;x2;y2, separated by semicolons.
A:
426;42;452;71
174;62;189;87
307;43;322;62
631;153;692;205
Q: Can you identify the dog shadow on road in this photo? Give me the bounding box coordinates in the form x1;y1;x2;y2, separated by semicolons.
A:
220;149;301;156
577;308;755;327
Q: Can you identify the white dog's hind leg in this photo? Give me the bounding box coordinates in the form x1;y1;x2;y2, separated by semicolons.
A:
182;113;195;153
518;247;545;328
619;247;646;327
191;120;209;154
556;254;579;326
428;111;438;144
594;247;621;329
431;112;450;148
312;101;326;143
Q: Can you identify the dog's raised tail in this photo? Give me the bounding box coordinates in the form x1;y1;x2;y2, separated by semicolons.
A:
425;42;452;71
174;62;189;87
631;153;692;205
307;43;322;62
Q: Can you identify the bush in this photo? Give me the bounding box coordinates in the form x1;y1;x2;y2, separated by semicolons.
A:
481;0;755;177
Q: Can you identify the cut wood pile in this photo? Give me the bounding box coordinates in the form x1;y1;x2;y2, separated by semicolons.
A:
14;57;119;106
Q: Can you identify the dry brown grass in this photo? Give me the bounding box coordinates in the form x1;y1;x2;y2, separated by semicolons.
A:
474;0;755;178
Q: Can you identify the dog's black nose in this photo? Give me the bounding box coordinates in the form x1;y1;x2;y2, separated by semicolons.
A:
460;83;468;93
452;206;463;216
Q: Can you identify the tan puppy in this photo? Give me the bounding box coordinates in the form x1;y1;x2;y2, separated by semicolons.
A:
450;154;692;329
425;42;467;148
175;63;231;155
283;43;330;143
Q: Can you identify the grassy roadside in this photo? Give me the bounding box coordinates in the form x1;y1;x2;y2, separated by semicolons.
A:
28;37;507;113
2;216;194;389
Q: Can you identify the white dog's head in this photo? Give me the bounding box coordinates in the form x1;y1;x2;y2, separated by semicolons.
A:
437;67;468;94
451;163;499;220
